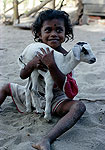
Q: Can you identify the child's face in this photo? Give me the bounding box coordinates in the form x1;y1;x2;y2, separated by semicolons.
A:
39;19;65;49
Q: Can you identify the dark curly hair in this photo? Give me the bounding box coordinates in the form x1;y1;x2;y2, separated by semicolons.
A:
32;9;74;43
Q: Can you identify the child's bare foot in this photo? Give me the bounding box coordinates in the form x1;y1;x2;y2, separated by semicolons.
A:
32;138;51;150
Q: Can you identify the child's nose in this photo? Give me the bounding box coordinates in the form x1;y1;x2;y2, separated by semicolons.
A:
50;30;57;37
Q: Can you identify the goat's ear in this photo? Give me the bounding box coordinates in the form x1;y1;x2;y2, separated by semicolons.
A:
72;46;80;60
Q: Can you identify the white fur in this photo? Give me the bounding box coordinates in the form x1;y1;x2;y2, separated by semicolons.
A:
18;42;96;121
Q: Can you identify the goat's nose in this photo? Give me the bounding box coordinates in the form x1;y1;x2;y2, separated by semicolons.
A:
90;57;96;64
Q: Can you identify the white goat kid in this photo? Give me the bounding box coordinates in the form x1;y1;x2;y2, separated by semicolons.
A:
18;42;96;121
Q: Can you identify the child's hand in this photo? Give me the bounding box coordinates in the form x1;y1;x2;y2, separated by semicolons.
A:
37;48;55;68
20;55;47;79
32;56;47;72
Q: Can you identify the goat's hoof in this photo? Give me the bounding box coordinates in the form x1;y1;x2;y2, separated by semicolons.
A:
44;114;52;122
35;108;44;114
26;108;32;113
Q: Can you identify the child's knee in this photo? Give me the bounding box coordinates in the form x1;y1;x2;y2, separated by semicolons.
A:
76;101;86;113
1;83;11;96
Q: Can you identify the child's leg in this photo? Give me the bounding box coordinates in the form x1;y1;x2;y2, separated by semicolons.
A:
32;100;86;150
0;83;11;106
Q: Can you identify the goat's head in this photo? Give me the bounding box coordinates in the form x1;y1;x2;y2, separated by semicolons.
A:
72;42;96;64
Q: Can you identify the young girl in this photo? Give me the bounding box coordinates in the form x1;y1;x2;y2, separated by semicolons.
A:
0;9;86;150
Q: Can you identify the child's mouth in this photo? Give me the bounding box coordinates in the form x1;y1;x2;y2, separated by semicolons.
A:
48;39;59;42
48;40;59;44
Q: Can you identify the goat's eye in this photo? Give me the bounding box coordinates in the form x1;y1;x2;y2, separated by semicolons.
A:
81;47;89;55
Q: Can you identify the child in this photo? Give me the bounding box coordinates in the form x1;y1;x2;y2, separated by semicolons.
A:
0;9;86;150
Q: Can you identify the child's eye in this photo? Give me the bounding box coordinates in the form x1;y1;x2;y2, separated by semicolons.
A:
56;27;63;33
44;27;51;33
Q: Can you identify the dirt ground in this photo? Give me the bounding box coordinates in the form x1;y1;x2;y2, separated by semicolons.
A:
0;23;105;150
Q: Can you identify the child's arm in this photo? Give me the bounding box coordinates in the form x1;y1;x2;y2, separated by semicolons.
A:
20;56;47;79
48;58;78;98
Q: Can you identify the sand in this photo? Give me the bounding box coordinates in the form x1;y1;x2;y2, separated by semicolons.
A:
0;23;105;150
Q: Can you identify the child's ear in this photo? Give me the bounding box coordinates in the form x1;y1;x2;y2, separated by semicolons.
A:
37;32;42;39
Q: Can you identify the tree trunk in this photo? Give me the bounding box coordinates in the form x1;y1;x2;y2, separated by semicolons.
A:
76;0;83;24
58;0;64;10
52;0;56;9
13;0;19;24
5;0;24;13
25;0;53;17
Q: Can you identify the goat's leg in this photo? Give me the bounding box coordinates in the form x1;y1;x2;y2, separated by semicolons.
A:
31;71;44;114
25;90;32;112
25;78;32;112
44;76;54;122
31;90;44;114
